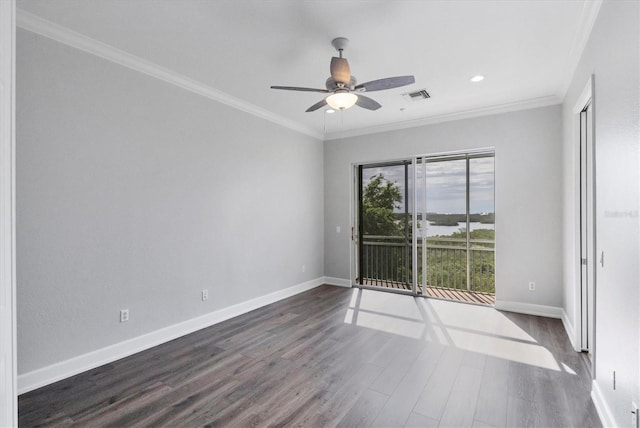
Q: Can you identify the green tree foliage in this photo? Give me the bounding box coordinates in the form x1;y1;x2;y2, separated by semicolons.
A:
361;174;408;284
443;228;495;247
423;228;495;294
362;174;403;237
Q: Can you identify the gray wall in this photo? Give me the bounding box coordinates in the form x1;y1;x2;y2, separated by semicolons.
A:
324;105;563;307
561;0;639;424
17;30;324;374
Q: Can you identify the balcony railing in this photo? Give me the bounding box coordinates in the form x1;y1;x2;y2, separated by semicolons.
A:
360;235;495;295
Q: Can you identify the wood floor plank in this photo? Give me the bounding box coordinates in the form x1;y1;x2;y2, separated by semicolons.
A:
473;356;510;428
369;336;425;395
472;420;498;428
438;365;484;427
222;365;324;427
506;395;541;428
130;374;240;427
507;360;551;402
371;344;444;427
336;388;389;428
302;362;386;427
161;349;250;388
412;346;465;420
18;410;74;428
404;411;439;428
18;285;602;428
73;381;173;427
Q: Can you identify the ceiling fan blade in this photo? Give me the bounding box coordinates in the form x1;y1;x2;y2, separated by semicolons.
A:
330;57;351;85
271;86;329;93
306;98;328;112
355;95;382;111
354;75;415;92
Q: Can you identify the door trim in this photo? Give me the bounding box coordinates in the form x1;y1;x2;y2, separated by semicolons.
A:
0;0;18;425
573;75;596;375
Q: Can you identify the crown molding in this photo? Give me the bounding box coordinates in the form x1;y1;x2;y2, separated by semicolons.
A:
558;0;603;99
17;3;600;144
324;95;562;141
16;9;323;141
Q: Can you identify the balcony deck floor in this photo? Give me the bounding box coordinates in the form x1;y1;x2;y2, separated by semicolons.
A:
360;279;495;305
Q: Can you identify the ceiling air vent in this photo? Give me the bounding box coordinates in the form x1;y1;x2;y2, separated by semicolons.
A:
403;89;431;101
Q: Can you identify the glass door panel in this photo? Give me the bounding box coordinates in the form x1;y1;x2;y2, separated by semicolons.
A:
423;159;468;293
469;156;496;294
358;162;412;293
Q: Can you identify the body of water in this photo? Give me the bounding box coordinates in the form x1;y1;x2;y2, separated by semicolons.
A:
423;221;494;237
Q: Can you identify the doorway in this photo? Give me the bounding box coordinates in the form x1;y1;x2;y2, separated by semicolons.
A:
355;151;495;305
579;92;595;362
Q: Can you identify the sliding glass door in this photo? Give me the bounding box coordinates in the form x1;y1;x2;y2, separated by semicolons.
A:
357;151;495;304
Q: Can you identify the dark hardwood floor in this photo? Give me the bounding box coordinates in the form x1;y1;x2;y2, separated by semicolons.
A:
19;285;601;427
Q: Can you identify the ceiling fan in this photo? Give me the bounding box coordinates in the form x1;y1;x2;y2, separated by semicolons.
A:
271;37;415;112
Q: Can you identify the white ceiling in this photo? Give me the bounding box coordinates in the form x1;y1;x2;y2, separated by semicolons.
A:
18;0;601;140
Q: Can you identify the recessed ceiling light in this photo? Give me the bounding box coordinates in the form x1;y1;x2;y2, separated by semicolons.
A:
470;75;485;83
326;109;335;114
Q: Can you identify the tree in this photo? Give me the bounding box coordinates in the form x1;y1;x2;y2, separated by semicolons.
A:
424;228;495;294
361;174;405;283
362;174;402;236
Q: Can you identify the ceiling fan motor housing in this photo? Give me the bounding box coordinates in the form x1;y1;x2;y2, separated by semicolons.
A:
330;57;351;86
325;76;357;91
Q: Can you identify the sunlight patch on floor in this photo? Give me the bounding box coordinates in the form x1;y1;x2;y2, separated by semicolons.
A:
343;308;425;339
344;288;564;372
561;362;578;375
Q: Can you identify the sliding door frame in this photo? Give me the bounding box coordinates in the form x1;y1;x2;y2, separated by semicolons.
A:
356;160;414;296
352;148;495;300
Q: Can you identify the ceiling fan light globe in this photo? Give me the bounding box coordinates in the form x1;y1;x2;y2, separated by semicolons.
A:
326;92;358;110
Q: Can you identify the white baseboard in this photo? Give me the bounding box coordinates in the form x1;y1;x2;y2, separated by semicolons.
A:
18;277;325;394
323;277;351;288
591;380;615;427
560;309;581;352
494;300;563;319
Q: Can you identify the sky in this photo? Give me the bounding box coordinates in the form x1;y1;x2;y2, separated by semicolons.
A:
362;156;495;214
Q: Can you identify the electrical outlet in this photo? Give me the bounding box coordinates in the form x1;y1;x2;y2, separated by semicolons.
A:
120;309;129;323
302;264;306;273
528;282;536;291
336;226;341;233
201;289;208;301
